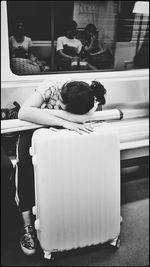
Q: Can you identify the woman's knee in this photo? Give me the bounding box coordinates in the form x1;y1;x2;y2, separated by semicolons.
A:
17;131;33;162
1;146;13;179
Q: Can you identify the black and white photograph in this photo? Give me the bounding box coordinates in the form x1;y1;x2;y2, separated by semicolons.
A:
1;1;149;266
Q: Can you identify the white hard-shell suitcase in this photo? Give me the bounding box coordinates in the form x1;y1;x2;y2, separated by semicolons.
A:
31;123;121;259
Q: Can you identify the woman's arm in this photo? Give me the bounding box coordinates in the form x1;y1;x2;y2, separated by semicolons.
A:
28;46;34;60
18;91;65;126
84;35;97;53
90;50;105;56
84;41;93;53
42;98;99;123
27;37;36;61
9;37;13;58
57;49;79;60
42;109;93;123
18;91;93;134
57;49;72;59
28;46;41;65
90;47;108;56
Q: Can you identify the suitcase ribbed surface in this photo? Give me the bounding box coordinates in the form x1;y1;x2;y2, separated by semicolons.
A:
32;124;120;252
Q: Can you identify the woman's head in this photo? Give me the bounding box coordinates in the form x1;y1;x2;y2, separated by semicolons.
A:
59;80;106;114
85;24;97;37
65;20;77;39
14;22;24;37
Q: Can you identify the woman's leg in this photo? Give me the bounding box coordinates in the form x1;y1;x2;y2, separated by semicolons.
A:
57;58;71;71
17;130;37;255
17;131;35;217
1;145;13;200
1;146;14;245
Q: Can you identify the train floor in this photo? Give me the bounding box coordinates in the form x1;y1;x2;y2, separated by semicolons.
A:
1;176;149;266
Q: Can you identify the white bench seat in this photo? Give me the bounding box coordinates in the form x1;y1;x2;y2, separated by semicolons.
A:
1;107;149;162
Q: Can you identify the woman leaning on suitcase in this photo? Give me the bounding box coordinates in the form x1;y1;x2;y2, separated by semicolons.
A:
17;79;106;255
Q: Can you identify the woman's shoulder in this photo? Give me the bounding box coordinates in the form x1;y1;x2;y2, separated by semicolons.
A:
74;37;82;44
57;36;66;41
24;36;32;42
36;79;65;97
36;79;66;109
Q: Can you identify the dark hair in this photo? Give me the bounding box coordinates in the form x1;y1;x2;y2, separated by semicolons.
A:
14;22;24;31
14;22;24;36
65;20;77;31
61;80;106;114
90;80;106;105
85;24;97;35
15;22;24;28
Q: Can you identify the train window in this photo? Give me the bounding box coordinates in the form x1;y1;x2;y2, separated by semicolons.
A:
7;0;149;75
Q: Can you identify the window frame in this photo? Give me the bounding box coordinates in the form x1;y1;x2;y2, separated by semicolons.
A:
1;0;149;84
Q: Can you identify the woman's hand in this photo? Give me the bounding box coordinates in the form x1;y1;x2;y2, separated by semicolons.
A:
72;56;80;60
61;120;94;135
90;35;97;46
30;54;37;62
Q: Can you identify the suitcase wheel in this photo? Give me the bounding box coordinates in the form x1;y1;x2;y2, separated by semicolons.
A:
44;250;53;260
109;236;120;249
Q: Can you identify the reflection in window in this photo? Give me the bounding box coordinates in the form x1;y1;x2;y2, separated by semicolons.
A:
7;1;149;75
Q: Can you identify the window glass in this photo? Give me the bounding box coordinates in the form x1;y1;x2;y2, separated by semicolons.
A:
7;0;149;75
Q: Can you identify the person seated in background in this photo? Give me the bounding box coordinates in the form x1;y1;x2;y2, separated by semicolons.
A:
134;29;149;69
56;20;83;71
9;22;34;60
9;22;45;74
81;23;113;69
56;20;97;71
